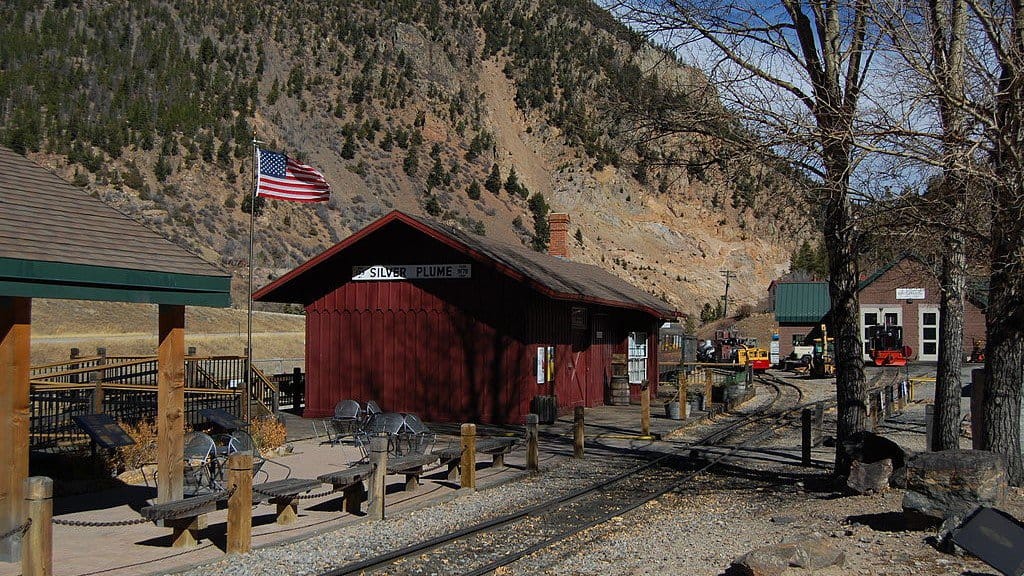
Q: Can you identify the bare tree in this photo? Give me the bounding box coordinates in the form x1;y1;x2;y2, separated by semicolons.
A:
972;0;1024;483
872;0;973;452
613;0;872;475
872;0;1023;480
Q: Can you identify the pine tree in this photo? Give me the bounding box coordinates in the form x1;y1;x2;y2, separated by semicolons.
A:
467;179;481;200
528;193;550;252
484;163;502;194
155;154;172;182
341;135;356;160
504;166;521;196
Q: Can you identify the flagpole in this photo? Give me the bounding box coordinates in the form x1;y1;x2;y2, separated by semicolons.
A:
245;131;258;422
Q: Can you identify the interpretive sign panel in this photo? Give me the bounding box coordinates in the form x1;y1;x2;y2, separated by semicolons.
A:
73;414;135;449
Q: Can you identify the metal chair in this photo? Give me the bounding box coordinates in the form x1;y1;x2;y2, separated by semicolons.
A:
364;412;435;456
219;429;291;483
329;400;362;444
183;432;220;495
364;400;382;418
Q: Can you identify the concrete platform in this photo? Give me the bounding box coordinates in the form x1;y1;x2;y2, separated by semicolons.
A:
0;400;703;576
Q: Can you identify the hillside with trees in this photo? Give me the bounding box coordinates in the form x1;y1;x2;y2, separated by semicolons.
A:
0;0;813;315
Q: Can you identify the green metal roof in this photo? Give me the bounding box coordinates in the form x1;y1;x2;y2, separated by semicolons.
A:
775;282;831;324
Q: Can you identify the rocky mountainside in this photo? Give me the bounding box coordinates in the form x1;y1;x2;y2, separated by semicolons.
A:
1;0;813;317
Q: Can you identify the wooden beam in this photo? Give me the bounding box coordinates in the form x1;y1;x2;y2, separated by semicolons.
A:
157;304;185;503
0;296;30;561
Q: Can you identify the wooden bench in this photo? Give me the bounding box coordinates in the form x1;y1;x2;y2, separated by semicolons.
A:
317;464;373;513
318;453;441;513
388;453;440;491
433;437;518;480
252;478;324;525
140;491;225;548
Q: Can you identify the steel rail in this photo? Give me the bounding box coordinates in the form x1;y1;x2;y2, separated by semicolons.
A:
318;374;808;576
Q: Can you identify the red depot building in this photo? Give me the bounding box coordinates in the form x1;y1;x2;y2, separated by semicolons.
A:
254;211;677;424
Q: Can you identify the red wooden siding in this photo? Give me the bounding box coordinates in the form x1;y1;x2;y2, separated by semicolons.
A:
299;223;664;424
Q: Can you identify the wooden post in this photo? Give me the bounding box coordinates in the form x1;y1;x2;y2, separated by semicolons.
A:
89;371;104;414
526;414;539;472
157;304;185;503
801;409;812;466
226;452;253;554
925;404;934;452
0;296;30;562
368;435;388;520
640;382;651;437
813;402;824;446
573;407;584;459
704;369;713;406
460;423;477;490
22;476;51;576
69;348;80;384
293;367;303;407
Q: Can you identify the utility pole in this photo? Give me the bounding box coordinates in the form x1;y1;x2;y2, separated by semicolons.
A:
720;270;735;320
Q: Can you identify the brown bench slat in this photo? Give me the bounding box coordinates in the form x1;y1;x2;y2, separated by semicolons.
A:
252;478;323;503
317;464;373;487
433;438;517;460
140;492;224;522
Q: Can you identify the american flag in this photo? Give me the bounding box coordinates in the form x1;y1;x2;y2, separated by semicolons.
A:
256;148;331;202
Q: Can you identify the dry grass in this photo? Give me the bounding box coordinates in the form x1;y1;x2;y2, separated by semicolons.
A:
29;299;305;365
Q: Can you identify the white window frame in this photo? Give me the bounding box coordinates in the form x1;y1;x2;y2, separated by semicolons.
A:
628;331;648;384
919;306;940;361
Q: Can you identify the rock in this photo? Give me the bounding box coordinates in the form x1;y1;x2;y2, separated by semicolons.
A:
902;449;1007;528
846;458;893;494
732;536;845;576
840;431;908;473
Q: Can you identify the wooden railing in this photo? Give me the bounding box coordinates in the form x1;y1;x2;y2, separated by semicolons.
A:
29;353;279;449
29;382;241;449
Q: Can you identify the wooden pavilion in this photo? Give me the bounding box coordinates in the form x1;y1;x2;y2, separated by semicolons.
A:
0;146;231;559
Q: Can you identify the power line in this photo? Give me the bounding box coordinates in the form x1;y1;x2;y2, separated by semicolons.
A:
720;270;736;320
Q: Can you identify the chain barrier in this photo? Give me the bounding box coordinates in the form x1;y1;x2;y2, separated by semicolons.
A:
53;487;236;529
0;519;31;541
53;516;150;528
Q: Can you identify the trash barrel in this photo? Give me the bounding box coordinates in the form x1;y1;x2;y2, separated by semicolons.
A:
608;375;631;406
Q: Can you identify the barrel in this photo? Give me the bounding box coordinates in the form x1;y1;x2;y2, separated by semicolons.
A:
664;401;682;420
530;395;557;424
608;375;630;406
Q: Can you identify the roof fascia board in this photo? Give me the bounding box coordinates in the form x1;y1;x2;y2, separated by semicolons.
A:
0;279;230;307
0;257;231;294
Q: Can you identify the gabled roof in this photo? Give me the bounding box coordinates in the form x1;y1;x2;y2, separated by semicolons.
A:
0;146;230;306
774;282;831;324
254;210;677;319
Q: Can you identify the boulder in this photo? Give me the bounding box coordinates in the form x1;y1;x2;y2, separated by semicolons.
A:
840;431;907;472
902;449;1007;526
846;458;893;495
732;534;845;576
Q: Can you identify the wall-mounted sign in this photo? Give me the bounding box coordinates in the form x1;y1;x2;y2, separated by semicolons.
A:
352;264;471;281
896;288;925;300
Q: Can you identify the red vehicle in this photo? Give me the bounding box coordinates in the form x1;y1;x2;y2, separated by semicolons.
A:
866;324;912;366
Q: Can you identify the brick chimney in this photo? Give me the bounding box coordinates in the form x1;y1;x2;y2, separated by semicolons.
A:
548;213;570;258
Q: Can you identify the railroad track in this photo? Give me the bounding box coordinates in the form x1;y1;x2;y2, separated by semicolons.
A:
318;374;816;576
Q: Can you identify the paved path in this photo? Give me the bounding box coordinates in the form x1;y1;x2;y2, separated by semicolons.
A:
0;401;699;576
